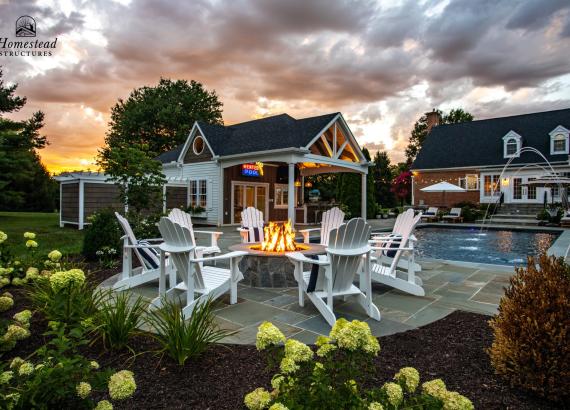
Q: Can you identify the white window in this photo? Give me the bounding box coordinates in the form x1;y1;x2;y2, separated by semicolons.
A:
483;175;500;196
274;184;289;208
190;180;207;208
549;126;570;155
458;174;479;191
503;131;522;158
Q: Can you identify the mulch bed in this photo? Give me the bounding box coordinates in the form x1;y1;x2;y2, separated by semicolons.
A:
2;276;562;409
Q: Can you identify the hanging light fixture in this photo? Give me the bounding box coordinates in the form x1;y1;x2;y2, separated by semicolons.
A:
304;181;313;188
294;180;302;187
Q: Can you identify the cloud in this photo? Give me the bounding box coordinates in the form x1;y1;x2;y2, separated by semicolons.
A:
0;0;569;172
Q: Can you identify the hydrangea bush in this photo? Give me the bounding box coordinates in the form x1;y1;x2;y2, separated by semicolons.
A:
245;320;473;410
0;305;32;353
0;325;137;409
0;230;67;287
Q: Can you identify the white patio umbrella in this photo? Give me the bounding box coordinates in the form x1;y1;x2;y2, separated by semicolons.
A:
420;181;466;207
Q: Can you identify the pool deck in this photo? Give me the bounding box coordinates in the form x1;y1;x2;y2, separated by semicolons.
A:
100;220;567;345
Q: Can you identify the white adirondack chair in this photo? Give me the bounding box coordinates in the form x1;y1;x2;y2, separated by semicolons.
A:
442;208;463;223
299;207;345;246
287;218;381;327
168;208;222;256
238;207;265;243
152;217;247;318
370;209;422;272
114;212;165;291
369;211;425;296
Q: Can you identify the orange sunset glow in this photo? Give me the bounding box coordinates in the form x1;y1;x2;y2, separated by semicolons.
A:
1;0;569;174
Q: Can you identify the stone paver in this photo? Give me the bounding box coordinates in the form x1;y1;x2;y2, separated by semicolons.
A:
100;223;516;344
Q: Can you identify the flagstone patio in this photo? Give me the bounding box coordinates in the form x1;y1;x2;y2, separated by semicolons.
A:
100;221;513;344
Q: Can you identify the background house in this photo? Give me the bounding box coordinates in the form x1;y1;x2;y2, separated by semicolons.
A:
411;108;570;208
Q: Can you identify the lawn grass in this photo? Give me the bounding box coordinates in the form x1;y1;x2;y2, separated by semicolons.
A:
0;212;84;258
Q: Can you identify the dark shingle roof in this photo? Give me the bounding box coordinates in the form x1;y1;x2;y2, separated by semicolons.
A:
412;108;570;170
156;113;339;163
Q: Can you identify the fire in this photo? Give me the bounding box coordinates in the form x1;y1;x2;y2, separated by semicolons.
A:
260;220;297;252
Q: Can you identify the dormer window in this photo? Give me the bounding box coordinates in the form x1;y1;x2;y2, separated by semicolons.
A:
549;125;570;155
503;131;522;158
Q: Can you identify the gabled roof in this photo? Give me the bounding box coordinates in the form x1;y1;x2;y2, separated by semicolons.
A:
412;108;570;170
156;112;339;163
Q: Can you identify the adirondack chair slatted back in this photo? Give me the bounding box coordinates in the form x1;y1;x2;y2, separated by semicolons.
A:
168;208;197;246
327;218;371;293
320;207;345;246
115;212;158;270
393;209;414;235
387;212;422;271
158;217;205;290
241;207;265;243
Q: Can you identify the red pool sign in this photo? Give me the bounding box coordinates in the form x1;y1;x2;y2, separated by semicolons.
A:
241;163;263;177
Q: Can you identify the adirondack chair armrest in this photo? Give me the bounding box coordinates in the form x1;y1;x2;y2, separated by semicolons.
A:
124;242;163;250
190;251;248;263
298;228;320;243
370;245;414;252
369;237;403;245
193;230;223;247
286;252;330;266
327;245;371;256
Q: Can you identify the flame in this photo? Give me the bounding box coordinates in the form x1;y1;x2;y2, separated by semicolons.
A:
260;220;297;252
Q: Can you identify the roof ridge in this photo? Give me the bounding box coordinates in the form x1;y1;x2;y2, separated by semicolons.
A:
435;107;570;129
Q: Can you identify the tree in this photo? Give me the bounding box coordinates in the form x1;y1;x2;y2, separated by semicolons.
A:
0;69;56;211
391;171;412;207
372;151;395;208
336;148;377;219
102;78;223;157
96;143;166;213
405;108;474;165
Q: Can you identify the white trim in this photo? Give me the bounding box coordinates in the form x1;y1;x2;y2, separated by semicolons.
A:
288;163;295;223
230;181;270;225
192;135;205;155
502;130;522;158
361;173;367;220
412;161;569;172
304;113;341;149
78;180;85;230
59;182;63;227
176;122;217;163
549;125;570;155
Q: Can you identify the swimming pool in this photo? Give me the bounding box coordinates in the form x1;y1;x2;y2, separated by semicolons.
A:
412;227;560;266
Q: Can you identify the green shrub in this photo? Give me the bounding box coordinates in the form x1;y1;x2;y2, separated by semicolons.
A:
148;297;228;365
0;305;31;354
91;291;147;352
453;202;482;222
488;254;570;402
248;320;473;410
82;209;122;261
0;324;136;409
27;269;101;325
536;209;549;221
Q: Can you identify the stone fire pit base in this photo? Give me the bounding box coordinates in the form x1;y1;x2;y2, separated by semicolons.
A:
229;242;326;288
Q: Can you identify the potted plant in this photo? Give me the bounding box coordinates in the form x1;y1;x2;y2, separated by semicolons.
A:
184;205;206;217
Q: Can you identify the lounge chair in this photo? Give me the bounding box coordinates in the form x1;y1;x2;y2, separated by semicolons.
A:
369;213;425;296
168;208;222;256
299;206;345;246
238;207;265;243
152;217;247;318
420;207;439;222
370;209;422;273
287;218;381;327
114;212;165;291
442;208;463;223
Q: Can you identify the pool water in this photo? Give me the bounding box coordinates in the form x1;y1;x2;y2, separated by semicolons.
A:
413;227;560;266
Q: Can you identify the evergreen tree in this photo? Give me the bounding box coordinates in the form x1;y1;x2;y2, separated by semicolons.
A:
0;69;55;211
336;148;377;218
372;151;395;208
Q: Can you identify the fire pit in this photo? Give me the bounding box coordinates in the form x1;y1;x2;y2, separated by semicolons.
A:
229;221;325;288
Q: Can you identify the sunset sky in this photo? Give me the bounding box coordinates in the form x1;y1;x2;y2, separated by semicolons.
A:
1;0;570;174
